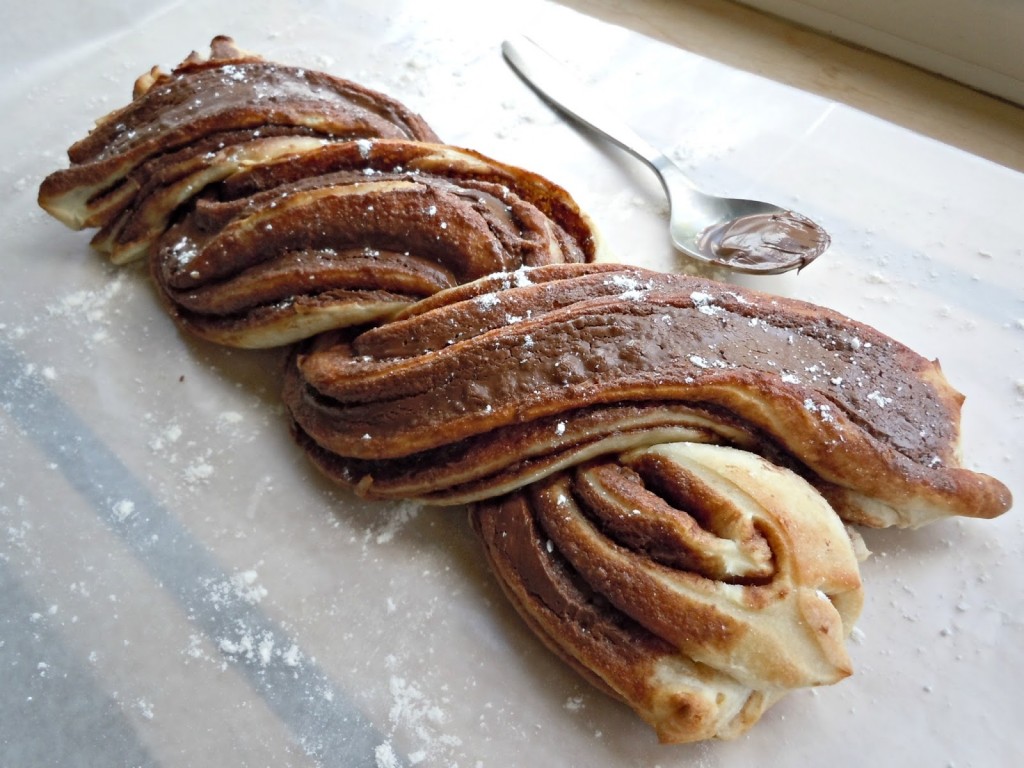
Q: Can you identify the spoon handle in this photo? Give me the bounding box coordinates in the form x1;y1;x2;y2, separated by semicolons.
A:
503;36;831;275
502;37;691;188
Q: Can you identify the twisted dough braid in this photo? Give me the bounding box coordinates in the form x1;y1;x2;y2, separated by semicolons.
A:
38;35;439;259
150;140;599;347
38;38;1011;745
281;261;1009;740
473;442;864;742
284;263;1010;528
38;37;598;348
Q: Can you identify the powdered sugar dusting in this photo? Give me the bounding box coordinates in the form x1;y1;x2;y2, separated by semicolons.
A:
803;398;836;424
689;355;711;369
141;405;269;496
474;292;500;309
690;290;723;316
185;569;305;675
607;273;650;301
111;498;136;522
374;743;400;768
867;390;893;408
205;569;269;608
356;137;374;159
511;265;533;288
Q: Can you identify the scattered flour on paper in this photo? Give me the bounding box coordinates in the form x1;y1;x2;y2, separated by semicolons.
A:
186;569;303;673
43;270;129;346
204;569;269;608
370;500;423;545
111;498;136;522
374;743;400;768
135;697;155;721
564;695;585;712
148;421;184;453
374;657;464;767
143;416;218;490
182;452;216;486
142;406;269;497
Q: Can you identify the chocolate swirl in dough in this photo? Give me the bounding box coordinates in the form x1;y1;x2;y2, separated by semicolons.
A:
473;442;864;742
284;263;1010;528
150;139;598;347
38;36;439;265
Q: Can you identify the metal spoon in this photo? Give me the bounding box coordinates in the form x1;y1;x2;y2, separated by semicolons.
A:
502;37;830;275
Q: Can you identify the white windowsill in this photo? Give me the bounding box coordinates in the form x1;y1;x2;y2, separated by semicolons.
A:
736;0;1024;105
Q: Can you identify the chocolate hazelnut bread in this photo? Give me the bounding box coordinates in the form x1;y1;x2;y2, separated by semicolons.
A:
38;38;1011;746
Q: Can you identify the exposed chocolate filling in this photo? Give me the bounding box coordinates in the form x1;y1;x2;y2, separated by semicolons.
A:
38;36;439;232
148;141;598;347
469;440;866;743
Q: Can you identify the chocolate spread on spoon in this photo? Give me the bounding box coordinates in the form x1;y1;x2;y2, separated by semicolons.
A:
699;211;830;271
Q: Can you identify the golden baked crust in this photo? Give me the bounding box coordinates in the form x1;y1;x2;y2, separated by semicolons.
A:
473;442;864;743
284;263;1011;528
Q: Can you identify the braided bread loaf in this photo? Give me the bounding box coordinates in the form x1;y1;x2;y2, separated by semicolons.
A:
37;38;1011;745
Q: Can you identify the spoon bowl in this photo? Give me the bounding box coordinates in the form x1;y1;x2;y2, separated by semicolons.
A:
502;37;830;275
